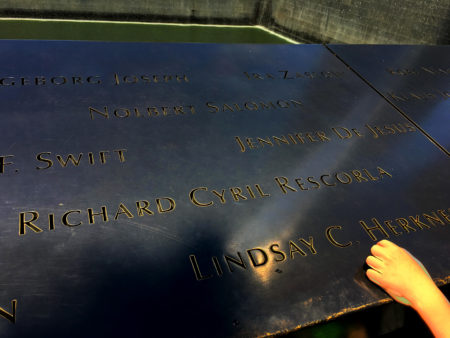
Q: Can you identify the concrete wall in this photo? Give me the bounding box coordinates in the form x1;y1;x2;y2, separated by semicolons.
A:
1;0;449;44
265;0;450;44
0;0;261;24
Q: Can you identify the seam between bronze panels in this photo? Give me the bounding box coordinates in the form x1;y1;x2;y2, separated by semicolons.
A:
324;44;450;157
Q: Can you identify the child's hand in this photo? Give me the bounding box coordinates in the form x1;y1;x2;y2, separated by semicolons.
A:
366;239;432;307
365;240;450;338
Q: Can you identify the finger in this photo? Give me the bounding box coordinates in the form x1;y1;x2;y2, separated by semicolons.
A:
370;244;388;260
377;239;396;248
366;268;383;286
366;255;384;270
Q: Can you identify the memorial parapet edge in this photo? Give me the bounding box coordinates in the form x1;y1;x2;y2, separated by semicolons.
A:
0;41;448;338
328;44;450;155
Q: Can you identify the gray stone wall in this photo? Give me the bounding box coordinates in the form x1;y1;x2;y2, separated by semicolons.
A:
0;0;261;24
0;0;449;44
266;0;450;44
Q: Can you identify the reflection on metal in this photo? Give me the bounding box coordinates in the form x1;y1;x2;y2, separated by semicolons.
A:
327;44;450;155
0;41;448;337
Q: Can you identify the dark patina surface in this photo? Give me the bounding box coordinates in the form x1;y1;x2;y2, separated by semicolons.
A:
329;44;450;154
0;41;448;337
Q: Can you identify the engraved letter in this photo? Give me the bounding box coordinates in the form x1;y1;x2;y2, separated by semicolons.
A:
408;215;431;230
136;200;154;216
384;220;402;236
423;212;445;226
255;184;270;197
224;253;247;272
87;206;108;224
325;226;352;248
0;155;14;174
0;300;17;323
56;154;82;167
395;218;417;233
211;190;226;204
156;197;176;213
377;167;392;178
269;244;287;262
89;106;109;119
189;255;213;281
289;240;306;258
36;152;53;170
247;248;268;267
62;210;82;227
332;127;352;139
438;209;450;224
274;177;297;194
359;218;389;241
114;203;134;220
235;136;246;153
114;149;127;163
19;211;42;235
189;187;213;207
206;102;219;113
229;187;247;202
299;236;317;254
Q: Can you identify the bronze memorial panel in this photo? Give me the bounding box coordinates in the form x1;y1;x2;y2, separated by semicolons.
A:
328;44;450;155
0;41;448;337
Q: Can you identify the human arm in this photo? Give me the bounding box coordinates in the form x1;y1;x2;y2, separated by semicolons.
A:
366;239;450;338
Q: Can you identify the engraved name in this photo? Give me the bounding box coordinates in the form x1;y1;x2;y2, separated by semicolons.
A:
387;66;450;76
244;70;344;80
388;90;449;102
235;122;416;152
0;75;102;86
189;184;270;207
0;73;189;87
36;149;127;170
113;73;189;85
89;105;196;119
360;208;450;241
0;149;127;174
189;235;317;281
18;197;176;235
274;166;392;194
206;99;302;113
88;98;303;120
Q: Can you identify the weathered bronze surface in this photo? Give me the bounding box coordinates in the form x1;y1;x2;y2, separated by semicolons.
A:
0;41;448;337
328;44;450;155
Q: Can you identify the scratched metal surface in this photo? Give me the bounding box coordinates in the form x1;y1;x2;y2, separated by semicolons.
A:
0;41;448;338
328;44;450;154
